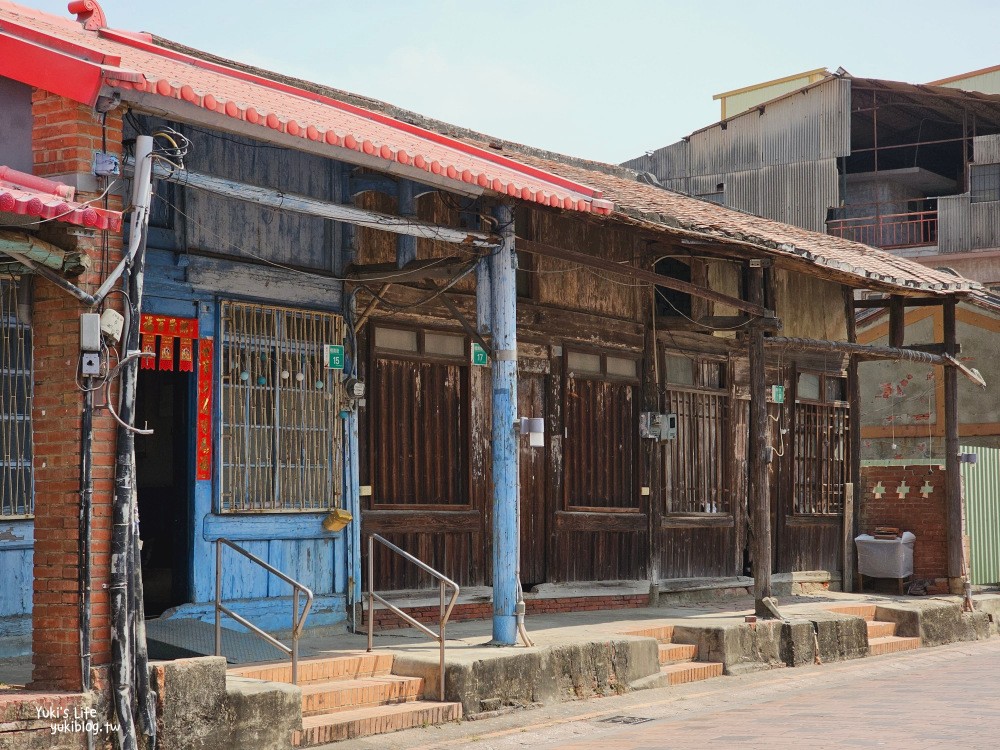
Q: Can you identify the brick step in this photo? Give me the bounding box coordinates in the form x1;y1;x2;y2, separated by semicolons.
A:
659;661;724;686
826;605;876;622
866;621;897;638
300;675;424;716
622;625;675;642
658;643;697;665
868;636;921;656
229;652;394;684
294;700;463;746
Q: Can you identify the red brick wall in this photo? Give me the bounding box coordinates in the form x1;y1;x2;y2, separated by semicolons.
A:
29;91;123;690
363;594;649;631
859;464;948;593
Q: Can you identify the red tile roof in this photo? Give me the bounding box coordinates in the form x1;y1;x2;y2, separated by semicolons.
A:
499;150;978;294
0;165;122;231
0;2;980;295
0;1;611;215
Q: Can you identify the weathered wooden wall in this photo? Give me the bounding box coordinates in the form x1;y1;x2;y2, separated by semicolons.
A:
355;197;856;590
131;116;351;628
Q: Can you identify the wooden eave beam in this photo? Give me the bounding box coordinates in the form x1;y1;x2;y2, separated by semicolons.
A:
854;296;946;308
676;239;770;260
766;335;944;364
128;157;500;249
348;256;474;282
698;315;782;332
516;237;770;318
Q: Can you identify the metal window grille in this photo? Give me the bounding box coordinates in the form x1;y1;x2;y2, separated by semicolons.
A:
971;164;1000;204
219;300;344;513
1;279;32;518
792;402;849;515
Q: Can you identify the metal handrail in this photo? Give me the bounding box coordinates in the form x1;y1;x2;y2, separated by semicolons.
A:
215;538;314;684
367;534;460;701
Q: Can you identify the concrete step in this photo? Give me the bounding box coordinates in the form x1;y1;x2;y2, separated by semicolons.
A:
659;661;724;686
294;700;463;745
827;604;876;622
868;636;921;656
658;643;697;665
0;691;89;750
300;675;424;716
867;620;897;638
229;652;394;684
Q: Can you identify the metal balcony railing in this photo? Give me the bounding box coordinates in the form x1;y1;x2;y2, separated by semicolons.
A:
827;207;938;249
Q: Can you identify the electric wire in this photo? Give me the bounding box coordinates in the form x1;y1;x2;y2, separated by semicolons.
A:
152;192;482;282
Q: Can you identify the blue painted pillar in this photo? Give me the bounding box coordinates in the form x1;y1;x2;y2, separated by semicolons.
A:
476;257;492;335
344;409;361;606
396;180;416;269
489;204;518;645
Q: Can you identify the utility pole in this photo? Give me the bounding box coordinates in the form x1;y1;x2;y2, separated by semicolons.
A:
746;263;773;618
489;203;518;645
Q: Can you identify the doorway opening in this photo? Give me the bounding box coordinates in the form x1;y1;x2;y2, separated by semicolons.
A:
135;369;192;617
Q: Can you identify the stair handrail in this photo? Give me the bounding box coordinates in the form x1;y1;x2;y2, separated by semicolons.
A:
214;537;314;684
367;533;460;701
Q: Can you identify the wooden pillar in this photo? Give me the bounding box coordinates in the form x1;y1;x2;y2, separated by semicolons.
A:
888;295;905;348
396;179;417;268
747;265;772;616
490;203;518;645
943;296;964;592
844;286;861;593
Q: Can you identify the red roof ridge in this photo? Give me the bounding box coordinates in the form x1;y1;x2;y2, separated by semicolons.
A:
0;164;122;231
0;166;76;200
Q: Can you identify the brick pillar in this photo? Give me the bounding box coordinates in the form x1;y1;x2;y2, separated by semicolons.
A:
29;91;123;690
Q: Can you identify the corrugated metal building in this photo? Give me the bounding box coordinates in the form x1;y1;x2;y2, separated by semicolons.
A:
624;74;1000;284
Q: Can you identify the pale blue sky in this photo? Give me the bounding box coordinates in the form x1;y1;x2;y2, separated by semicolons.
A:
26;0;1000;163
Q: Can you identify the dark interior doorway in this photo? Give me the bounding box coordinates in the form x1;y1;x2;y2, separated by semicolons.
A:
135;369;192;617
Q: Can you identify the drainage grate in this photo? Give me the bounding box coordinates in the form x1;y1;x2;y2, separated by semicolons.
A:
599;715;655;726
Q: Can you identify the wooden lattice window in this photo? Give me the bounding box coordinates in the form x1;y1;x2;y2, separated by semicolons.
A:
219;301;344;513
369;327;470;507
0;279;32;518
563;349;640;511
792;371;849;515
662;353;730;515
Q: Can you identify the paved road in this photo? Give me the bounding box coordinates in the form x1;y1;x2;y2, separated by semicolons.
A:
336;637;1000;750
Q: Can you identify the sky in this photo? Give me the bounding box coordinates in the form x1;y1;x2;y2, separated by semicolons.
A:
24;0;1000;164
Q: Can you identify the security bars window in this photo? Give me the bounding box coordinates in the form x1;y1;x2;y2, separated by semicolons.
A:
219;301;344;513
662;353;730;514
0;279;32;518
793;371;849;516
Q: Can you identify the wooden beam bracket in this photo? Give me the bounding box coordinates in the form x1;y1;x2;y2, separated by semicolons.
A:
430;281;493;358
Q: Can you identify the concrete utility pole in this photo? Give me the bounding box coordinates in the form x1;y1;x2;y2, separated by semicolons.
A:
489;204;518;645
746;263;773;617
942;296;966;598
